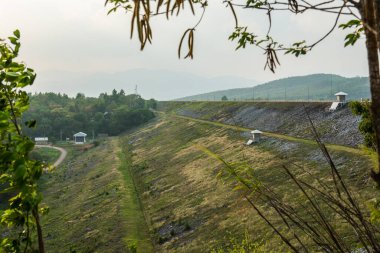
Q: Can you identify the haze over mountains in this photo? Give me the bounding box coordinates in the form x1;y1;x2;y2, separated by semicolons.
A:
28;70;369;101
178;74;370;101
28;69;257;100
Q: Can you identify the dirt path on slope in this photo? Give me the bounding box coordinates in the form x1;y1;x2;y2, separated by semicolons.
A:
158;112;367;156
35;145;67;167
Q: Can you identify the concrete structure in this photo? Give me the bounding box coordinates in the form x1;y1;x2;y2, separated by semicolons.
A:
35;137;48;145
329;102;341;111
73;132;87;144
335;91;348;102
251;130;263;142
246;139;254;145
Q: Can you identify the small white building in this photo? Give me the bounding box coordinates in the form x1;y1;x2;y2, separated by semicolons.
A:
335;91;348;102
329;91;348;111
73;132;87;144
251;130;263;142
35;137;48;145
247;130;263;145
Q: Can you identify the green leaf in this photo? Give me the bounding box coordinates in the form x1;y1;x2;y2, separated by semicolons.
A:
5;72;21;77
13;29;20;39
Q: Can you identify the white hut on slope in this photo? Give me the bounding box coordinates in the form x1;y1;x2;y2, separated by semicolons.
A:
247;130;263;145
251;130;263;142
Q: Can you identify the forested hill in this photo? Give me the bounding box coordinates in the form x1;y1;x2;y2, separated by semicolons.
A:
176;74;369;101
23;90;157;142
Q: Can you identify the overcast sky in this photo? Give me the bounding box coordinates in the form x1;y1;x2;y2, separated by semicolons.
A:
0;0;369;97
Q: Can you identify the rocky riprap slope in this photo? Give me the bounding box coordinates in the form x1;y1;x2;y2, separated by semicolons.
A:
159;101;363;147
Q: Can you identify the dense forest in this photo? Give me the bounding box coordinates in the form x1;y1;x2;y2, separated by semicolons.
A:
23;90;157;141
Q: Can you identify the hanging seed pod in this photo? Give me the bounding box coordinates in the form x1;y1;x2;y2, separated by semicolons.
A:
288;0;298;13
178;28;195;59
264;44;280;73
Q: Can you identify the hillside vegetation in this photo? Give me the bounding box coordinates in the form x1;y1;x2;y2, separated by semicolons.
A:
39;140;153;252
177;74;369;101
117;112;377;252
29;99;380;252
23;91;156;141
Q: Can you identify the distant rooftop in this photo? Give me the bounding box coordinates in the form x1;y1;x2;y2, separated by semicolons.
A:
335;91;348;96
35;137;48;141
73;132;87;137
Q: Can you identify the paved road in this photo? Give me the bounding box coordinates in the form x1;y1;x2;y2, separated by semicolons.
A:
35;145;68;167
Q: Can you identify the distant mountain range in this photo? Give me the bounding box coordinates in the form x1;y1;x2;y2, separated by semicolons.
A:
27;69;257;100
176;74;370;101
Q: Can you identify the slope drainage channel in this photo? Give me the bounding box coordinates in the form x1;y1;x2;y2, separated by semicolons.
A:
163;113;365;156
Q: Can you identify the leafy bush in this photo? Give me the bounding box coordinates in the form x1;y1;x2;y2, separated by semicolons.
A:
0;31;46;252
349;100;375;150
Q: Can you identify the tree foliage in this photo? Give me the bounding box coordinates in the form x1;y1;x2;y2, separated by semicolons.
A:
0;31;45;252
350;100;376;150
23;91;156;141
104;0;364;72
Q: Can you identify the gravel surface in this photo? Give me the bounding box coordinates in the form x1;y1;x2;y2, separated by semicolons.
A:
172;102;363;147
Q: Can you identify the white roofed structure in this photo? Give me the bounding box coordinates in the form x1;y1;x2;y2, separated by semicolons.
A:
73;132;87;144
73;132;87;137
334;91;348;103
251;130;263;142
329;91;348;111
34;137;48;144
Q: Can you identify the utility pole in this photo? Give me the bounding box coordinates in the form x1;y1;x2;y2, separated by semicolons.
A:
285;87;287;101
60;129;63;142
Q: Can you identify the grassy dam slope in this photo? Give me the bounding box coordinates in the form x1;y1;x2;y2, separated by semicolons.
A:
38;101;379;252
39;140;153;252
159;101;363;147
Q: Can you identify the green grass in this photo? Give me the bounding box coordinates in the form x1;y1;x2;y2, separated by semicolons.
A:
30;147;61;164
39;139;145;252
121;114;377;252
118;137;154;253
26;108;377;252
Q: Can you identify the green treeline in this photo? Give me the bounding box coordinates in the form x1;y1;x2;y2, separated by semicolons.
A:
23;89;157;141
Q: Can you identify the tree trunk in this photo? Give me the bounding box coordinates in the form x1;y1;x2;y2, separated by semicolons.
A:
33;207;45;253
376;0;380;51
361;0;380;185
